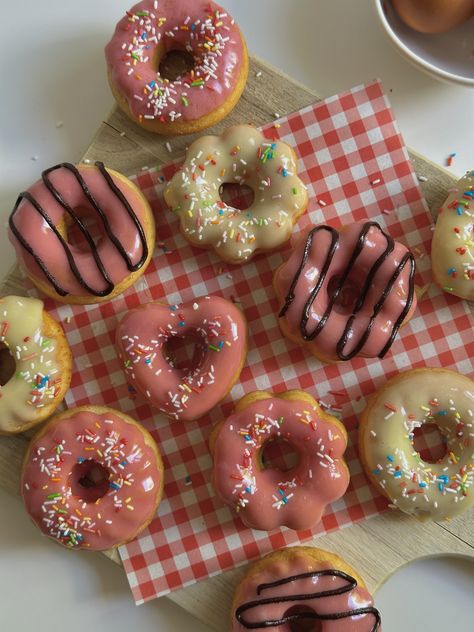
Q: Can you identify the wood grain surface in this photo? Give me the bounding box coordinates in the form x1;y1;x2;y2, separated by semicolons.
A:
1;55;472;630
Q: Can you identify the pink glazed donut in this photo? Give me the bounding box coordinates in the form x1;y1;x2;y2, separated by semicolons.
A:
231;546;381;631
274;220;417;363
105;0;249;135
210;390;349;531
115;296;248;421
8;162;155;304
21;406;164;551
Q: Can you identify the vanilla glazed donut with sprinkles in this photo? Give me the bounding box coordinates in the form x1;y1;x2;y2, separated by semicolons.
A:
21;405;164;550
210;390;349;531
105;0;249;135
431;169;474;300
359;368;474;521
164;124;308;263
0;295;71;435
115;295;247;421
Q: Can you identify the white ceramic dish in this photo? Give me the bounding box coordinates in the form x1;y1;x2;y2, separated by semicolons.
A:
373;0;474;87
376;554;474;631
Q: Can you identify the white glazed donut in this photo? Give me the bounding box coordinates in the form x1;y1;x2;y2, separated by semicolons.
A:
359;368;474;520
431;169;474;300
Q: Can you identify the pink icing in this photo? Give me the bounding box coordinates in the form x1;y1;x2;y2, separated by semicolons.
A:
233;555;380;631
115;296;247;421
105;0;244;124
21;408;162;551
9;164;149;297
212;396;349;531
274;221;417;362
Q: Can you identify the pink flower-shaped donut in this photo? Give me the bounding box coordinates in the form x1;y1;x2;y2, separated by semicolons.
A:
116;296;247;421
210;390;349;531
274;220;417;363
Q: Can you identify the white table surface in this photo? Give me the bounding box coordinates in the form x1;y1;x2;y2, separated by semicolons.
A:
0;0;473;630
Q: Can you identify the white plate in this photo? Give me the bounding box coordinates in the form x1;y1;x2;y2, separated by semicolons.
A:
373;0;474;87
375;554;474;631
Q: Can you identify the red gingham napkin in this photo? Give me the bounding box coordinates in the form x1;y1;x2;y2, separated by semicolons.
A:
31;81;474;603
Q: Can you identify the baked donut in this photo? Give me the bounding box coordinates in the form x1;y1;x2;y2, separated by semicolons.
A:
21;405;163;550
359;368;474;520
8;162;155;304
105;0;248;135
164;124;308;263
274;220;417;363
209;390;349;531
0;295;71;434
115;295;247;421
231;546;381;631
431;169;474;300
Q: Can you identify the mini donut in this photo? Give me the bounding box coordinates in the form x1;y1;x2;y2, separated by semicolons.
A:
231;546;381;631
105;0;248;135
359;368;474;520
8;162;155;305
209;390;349;531
431;169;474;300
0;295;71;435
21;405;164;550
115;295;247;421
164;124;308;263
274;220;417;363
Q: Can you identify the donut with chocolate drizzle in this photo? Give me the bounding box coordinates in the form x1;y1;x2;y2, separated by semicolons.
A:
8;161;154;303
274;220;416;362
232;547;381;631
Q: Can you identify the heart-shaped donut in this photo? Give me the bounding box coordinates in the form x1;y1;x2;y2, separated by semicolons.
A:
115;296;247;421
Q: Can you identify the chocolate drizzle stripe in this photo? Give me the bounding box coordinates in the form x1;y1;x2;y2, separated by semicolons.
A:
8;161;148;297
235;569;381;630
278;221;415;360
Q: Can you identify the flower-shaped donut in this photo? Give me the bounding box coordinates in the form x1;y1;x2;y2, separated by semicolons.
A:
274;220;417;363
164;124;308;263
210;390;349;531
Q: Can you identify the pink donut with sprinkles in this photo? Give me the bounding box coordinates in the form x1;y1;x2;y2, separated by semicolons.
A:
105;0;249;135
115;296;248;421
21;406;163;551
210;390;350;531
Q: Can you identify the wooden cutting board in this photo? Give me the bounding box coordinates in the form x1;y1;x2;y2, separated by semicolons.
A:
0;56;472;630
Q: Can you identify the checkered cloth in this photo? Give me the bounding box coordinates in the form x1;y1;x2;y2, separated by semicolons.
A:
32;81;473;603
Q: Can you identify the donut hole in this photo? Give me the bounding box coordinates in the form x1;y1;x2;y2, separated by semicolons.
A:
219;182;255;211
326;273;362;315
158;48;195;81
260;438;300;473
163;331;206;375
413;423;448;463
0;343;16;386
70;460;110;503
65;206;105;253
283;605;321;632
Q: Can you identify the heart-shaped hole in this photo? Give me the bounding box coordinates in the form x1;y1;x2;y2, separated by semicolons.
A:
163;331;207;375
